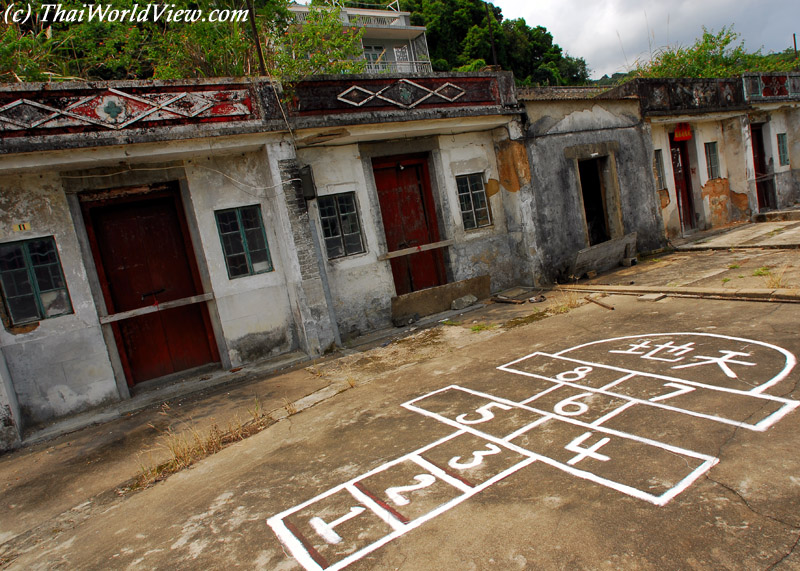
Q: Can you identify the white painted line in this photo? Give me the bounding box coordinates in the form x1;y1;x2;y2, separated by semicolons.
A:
409;454;474;494
590;401;637;427
501;353;798;431
345;484;406;532
267;518;325;571
520;382;566;404
502;417;552;441
599;373;638;391
550;333;797;394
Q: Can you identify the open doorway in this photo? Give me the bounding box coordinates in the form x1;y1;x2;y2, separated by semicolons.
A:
669;134;696;232
751;123;777;210
578;158;611;246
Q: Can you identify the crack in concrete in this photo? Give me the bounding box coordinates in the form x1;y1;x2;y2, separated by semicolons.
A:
765;529;800;570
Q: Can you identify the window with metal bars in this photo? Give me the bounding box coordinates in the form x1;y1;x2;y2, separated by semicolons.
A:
0;236;72;325
318;193;365;259
653;149;667;190
456;173;492;230
777;133;789;166
215;205;273;279
704;141;720;179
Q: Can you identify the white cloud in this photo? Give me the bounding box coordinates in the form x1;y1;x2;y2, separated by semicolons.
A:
495;0;799;78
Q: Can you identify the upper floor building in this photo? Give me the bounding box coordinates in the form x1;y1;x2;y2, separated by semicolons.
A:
288;1;432;74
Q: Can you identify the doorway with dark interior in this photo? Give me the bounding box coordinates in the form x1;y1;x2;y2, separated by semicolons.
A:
578;158;611;246
751;123;777;211
669;134;697;233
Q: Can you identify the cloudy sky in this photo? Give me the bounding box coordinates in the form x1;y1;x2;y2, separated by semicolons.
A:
494;0;800;79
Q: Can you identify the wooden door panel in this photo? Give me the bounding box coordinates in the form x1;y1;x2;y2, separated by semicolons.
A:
373;157;446;295
86;190;218;386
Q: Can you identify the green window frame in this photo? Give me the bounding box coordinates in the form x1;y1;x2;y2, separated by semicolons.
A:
215;205;273;279
777;133;789;166
653;149;667;190
704;141;720;179
0;236;73;325
318;192;366;259
456;173;492;230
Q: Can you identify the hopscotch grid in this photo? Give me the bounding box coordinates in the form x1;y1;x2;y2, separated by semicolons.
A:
271;454;538;571
271;334;796;571
405;396;713;505
499;353;798;432
549;332;797;394
500;352;798;404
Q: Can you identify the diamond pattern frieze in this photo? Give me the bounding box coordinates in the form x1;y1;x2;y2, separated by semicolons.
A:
0;87;254;133
337;79;467;110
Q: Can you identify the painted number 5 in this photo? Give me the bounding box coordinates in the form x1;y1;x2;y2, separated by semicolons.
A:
456;402;513;425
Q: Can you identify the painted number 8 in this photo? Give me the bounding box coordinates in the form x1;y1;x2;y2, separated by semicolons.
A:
555;366;593;382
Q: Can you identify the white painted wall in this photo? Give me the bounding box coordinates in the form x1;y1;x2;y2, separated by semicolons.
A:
184;149;297;366
0;173;118;428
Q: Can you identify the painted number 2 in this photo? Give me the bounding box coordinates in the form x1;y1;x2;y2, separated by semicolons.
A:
386;474;436;506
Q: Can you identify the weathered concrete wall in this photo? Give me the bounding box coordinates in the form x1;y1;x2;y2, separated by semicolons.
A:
184;149;298;366
0;173;118;430
766;110;796;208
435;131;516;290
524;100;665;282
650;124;681;239
721;117;755;220
0;349;21;449
298;144;396;340
790;109;800;204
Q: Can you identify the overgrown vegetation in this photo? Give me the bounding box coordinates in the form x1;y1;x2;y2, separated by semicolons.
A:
631;25;798;79
0;0;364;82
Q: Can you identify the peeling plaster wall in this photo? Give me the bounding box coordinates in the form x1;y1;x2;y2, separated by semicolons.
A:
721;117;754;220
435;132;516;290
184;149;297;366
524;100;665;282
0;173;118;431
789;109;800;204
298;144;396;340
650;124;681;238
766;110;796;208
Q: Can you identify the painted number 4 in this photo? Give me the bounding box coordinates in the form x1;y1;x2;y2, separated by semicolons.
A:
565;432;611;466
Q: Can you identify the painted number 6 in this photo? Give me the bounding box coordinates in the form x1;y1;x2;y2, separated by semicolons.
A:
553;392;594;416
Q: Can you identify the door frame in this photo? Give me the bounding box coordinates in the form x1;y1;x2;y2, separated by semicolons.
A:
371;153;448;295
79;183;220;388
669;134;697;233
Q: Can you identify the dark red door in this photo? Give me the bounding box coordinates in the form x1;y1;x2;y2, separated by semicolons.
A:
84;189;218;386
373;155;446;295
751;124;776;210
669;135;696;232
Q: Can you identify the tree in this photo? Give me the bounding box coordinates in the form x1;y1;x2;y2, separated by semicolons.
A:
401;0;588;85
632;25;799;79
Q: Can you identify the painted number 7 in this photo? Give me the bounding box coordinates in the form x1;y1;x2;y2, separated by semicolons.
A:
456;402;513;425
649;382;695;402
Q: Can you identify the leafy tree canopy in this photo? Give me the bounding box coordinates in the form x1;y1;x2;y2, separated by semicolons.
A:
401;0;588;85
631;25;799;79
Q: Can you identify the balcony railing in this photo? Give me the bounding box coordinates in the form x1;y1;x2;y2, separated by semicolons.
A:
365;61;433;74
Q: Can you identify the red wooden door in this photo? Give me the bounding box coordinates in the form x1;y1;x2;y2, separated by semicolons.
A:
669;136;696;232
85;190;218;386
373;156;446;295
